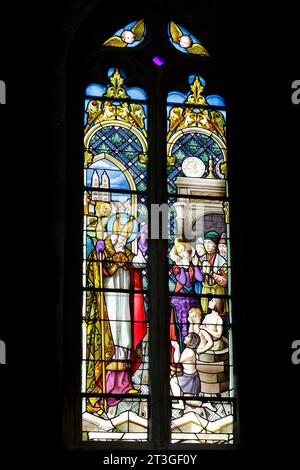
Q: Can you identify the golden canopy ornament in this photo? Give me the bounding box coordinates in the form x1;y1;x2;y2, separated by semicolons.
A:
167;76;226;143
84;69;147;137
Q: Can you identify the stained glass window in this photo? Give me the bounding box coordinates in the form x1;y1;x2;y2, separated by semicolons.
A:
103;19;146;48
167;75;235;444
78;19;237;447
82;68;149;442
168;21;209;56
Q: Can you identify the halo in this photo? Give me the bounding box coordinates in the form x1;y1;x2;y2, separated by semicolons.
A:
106;212;139;243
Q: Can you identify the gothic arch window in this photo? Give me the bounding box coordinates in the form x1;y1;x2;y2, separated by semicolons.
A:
65;6;238;450
166;75;233;444
82;69;150;439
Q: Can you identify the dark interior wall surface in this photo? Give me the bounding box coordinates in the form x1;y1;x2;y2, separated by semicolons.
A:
0;0;299;465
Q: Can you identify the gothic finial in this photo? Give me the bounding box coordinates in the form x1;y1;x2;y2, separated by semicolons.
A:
185;76;207;106
104;68;129;100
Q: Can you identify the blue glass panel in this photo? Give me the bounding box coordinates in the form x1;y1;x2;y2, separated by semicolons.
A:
206;95;226;107
167;91;186;104
167;91;225;107
86;82;147;102
127;87;148;101
85;83;106;97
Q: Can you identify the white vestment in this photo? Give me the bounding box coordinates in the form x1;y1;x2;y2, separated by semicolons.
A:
104;248;146;360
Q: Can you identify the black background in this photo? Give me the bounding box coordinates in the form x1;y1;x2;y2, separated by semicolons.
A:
0;0;299;465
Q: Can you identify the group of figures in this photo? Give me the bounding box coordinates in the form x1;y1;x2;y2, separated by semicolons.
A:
85;200;229;416
169;231;229;407
170;297;226;410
